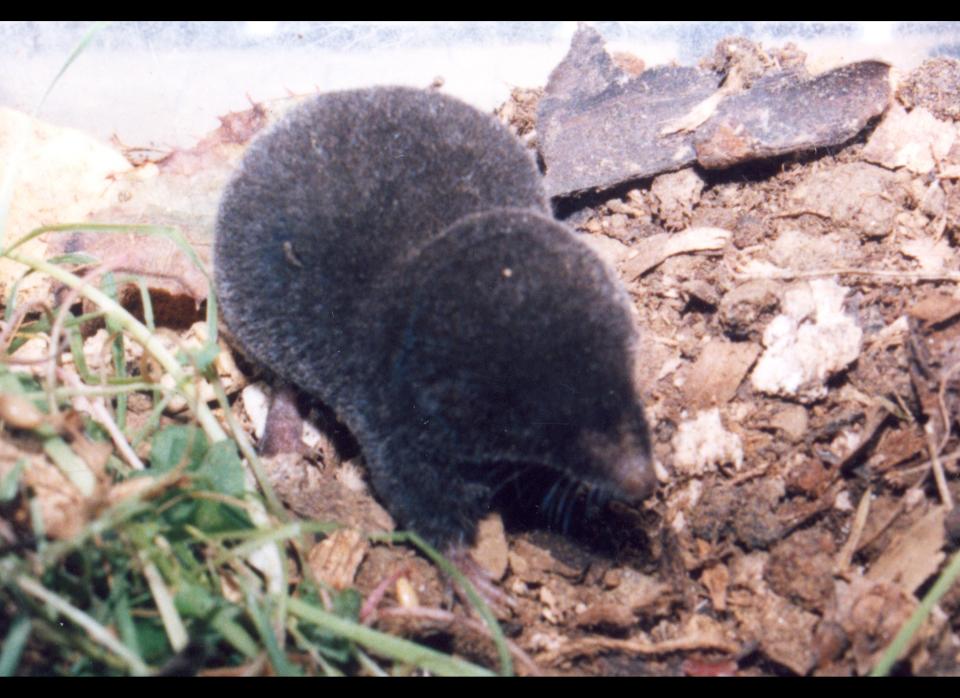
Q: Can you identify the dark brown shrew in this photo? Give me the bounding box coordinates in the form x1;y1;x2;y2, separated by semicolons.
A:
214;86;656;547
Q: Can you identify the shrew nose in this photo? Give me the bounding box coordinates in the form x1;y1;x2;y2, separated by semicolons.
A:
610;452;657;503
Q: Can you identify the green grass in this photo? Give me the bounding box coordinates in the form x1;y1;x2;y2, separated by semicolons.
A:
0;222;505;676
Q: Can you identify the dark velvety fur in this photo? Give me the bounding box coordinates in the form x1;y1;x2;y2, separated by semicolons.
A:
215;87;655;547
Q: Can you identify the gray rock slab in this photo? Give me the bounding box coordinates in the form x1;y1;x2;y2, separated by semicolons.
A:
694;60;891;169
538;26;892;200
537;25;720;199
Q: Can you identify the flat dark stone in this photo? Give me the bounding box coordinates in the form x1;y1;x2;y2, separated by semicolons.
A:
537;25;721;199
537;26;892;199
694;60;892;169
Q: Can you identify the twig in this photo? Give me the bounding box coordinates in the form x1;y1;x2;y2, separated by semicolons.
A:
936;360;960;453
925;423;954;510
58;366;145;470
537;632;739;666
854;500;907;556
836;488;872;574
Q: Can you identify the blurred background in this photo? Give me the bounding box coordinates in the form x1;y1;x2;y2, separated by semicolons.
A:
1;21;958;149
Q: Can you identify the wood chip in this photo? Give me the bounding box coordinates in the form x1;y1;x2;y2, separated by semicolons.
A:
621;226;730;280
306;528;369;590
470;513;509;581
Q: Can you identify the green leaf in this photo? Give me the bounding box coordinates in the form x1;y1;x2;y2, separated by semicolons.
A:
162;500;201;529
100;272;122;335
134;617;171;665
47;253;100;266
209;608;259;659
195;440;244;497
0;369;32;396
43;436;96;497
248;594;302;677
149;425;208;473
127;520;162;549
332;588;362;622
288;596;494;676
0;458;25;502
175;583;217;619
113;590;141;659
192;342;220;375
191;500;252;534
296;587;362;664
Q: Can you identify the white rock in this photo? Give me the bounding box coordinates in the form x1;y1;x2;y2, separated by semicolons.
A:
671;408;744;476
241;382;271;439
862;103;957;175
751;278;862;403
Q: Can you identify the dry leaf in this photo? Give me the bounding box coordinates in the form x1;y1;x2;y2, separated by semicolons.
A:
908;292;960;324
866;505;946;593
684;339;760;408
0;107;131;305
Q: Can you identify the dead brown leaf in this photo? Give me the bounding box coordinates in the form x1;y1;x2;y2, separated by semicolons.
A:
684;339;760;408
866;505;946;592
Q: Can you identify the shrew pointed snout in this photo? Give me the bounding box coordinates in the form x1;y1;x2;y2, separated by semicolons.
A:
609;451;657;503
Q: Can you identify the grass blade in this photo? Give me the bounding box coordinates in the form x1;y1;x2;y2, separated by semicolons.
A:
871;547;960;676
0;615;31;676
287;596;494;677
